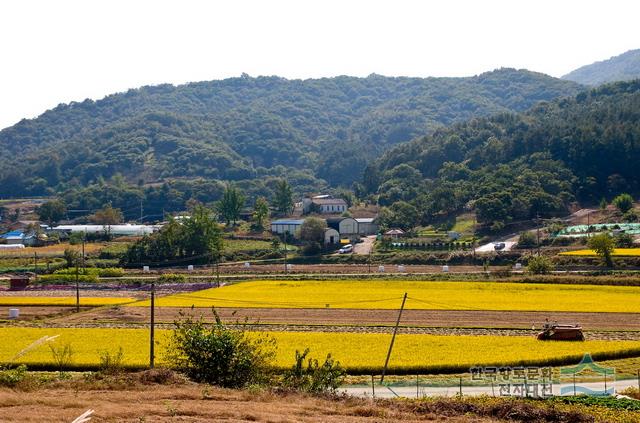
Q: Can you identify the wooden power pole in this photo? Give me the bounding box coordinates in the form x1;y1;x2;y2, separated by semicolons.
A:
381;292;408;383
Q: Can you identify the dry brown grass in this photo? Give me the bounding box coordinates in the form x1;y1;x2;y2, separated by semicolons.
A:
0;377;494;422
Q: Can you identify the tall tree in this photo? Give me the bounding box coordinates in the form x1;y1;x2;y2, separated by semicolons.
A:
588;233;615;267
90;204;124;225
216;185;245;226
252;197;270;231
274;179;293;215
37;199;66;225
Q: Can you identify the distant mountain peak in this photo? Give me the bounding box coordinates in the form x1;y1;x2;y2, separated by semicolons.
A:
562;49;640;86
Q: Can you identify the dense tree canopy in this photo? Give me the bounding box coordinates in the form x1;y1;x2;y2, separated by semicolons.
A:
371;80;640;231
0;69;581;201
122;205;222;266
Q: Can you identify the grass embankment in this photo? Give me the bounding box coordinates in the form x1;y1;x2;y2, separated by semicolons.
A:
2;327;640;374
133;279;640;313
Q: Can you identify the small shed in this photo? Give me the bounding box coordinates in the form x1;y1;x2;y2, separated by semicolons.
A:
270;219;304;237
384;228;405;239
324;228;339;245
9;276;30;291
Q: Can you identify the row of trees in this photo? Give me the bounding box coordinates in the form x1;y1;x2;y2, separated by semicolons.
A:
35;178;296;230
215;179;293;228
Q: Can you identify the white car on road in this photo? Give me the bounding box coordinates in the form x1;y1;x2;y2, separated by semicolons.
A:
339;244;353;254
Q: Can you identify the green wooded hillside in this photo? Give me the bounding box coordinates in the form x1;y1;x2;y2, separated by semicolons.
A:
0;69;581;199
370;80;640;230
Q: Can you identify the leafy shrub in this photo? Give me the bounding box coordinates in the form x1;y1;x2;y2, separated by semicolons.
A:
624;209;639;222
613;193;634;213
517;231;536;248
302;241;322;256
36;274;98;284
98;267;125;277
54;267;124;277
282;348;345;393
616;233;635;248
0;365;28;387
166;310;275;388
158;273;186;283
99;347;125;375
527;255;553;274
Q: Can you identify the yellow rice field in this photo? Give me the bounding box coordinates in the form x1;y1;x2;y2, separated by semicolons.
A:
560;248;640;257
0;297;136;307
133;280;640;313
2;327;639;373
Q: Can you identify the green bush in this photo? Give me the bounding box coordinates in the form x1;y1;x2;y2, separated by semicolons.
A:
517;231;537;248
613;193;634;213
0;365;28;387
616;233;635;248
54;267;124;277
527;255;553;274
166;310;275;388
37;274;98;284
158;273;186;283
98;267;125;277
282;348;345;393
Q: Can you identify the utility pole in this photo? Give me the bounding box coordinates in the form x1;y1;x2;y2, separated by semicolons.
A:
34;252;38;279
472;214;477;262
536;213;541;256
140;198;144;223
150;280;155;369
81;233;86;271
75;261;80;312
216;258;220;288
381;292;408;383
283;232;288;273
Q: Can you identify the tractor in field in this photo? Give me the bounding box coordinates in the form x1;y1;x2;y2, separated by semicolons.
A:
536;321;584;341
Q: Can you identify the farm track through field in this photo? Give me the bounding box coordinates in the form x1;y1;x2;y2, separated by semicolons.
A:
47;306;640;331
4;306;640;341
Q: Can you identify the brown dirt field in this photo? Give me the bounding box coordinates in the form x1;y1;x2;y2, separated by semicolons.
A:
0;306;91;321
52;306;640;332
0;383;492;422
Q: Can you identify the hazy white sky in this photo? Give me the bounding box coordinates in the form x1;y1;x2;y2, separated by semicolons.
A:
1;0;638;129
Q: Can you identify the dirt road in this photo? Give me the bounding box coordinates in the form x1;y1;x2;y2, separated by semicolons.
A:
353;235;376;255
51;306;640;332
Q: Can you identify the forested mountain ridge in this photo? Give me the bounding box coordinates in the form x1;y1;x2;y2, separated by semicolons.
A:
370;80;640;230
563;49;640;86
0;69;582;197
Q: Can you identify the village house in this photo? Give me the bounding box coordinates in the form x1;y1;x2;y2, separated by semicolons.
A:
302;195;348;214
